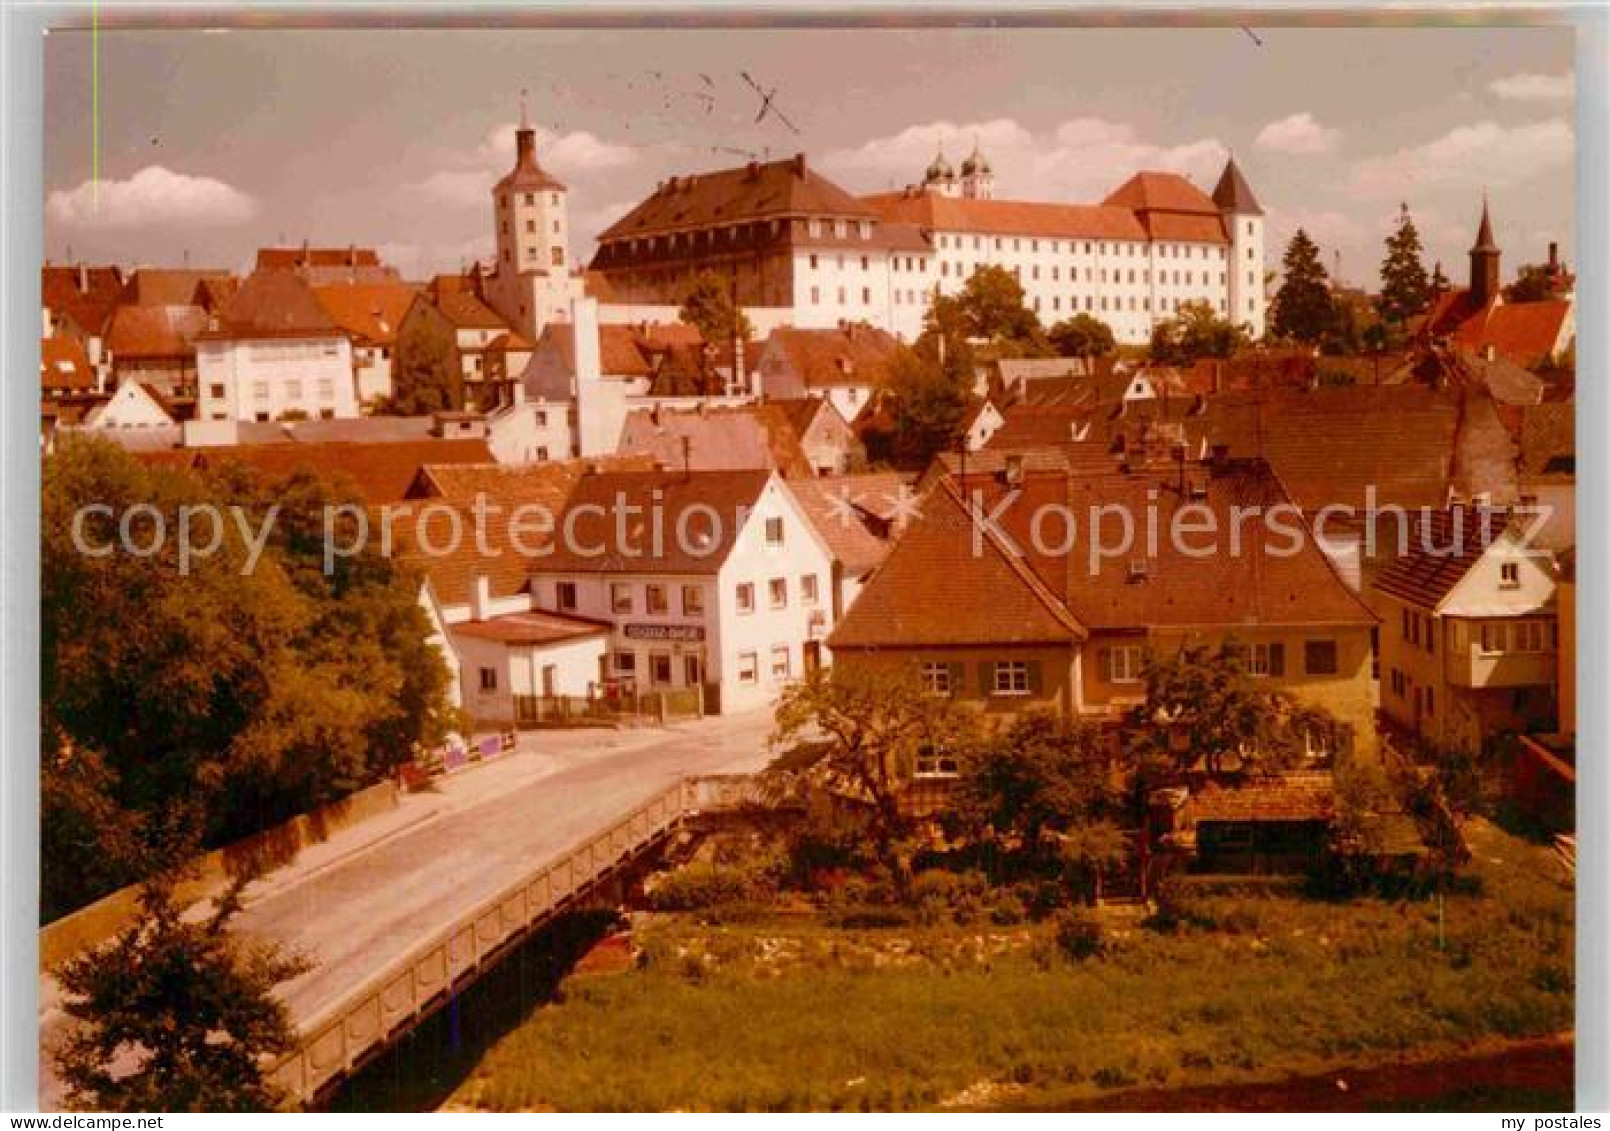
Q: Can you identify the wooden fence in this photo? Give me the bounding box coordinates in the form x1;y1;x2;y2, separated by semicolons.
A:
268;774;760;1105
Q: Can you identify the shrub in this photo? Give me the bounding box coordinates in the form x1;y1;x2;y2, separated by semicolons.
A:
1147;874;1200;932
645;864;754;912
1052;909;1104;961
987;890;1027;926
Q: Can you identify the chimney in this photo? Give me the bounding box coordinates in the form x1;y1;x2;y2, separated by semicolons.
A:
746;160;759;179
791;153;806;178
1549;241;1559;271
77;263;87;292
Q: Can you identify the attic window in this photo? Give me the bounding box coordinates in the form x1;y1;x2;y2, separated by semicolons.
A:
1499;561;1520;589
836;357;853;375
1127;558;1149;581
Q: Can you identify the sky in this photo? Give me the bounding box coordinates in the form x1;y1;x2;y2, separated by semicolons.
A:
43;24;1575;290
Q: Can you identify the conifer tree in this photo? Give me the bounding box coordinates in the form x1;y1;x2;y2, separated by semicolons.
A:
1378;203;1432;325
1271;229;1337;343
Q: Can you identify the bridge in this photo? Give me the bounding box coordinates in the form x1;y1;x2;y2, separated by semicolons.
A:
39;710;776;1110
269;773;760;1105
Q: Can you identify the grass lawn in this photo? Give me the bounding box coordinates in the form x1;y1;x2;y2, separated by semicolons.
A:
443;819;1572;1112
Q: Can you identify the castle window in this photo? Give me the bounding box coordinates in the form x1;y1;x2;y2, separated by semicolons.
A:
523;193;534;205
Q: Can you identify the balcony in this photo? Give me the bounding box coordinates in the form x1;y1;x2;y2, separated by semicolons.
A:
1450;644;1557;689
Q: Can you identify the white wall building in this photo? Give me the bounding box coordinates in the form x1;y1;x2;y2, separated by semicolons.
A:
195;271;360;422
529;468;838;714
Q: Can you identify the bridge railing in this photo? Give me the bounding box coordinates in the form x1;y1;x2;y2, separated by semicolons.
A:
268;772;756;1104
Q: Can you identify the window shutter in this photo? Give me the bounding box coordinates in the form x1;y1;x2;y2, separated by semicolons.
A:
1269;642;1286;678
1097;648;1113;682
978;662;995;696
948;662;965;698
1027;661;1043;696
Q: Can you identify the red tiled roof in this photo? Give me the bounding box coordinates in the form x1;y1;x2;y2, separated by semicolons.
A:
257;246;383;271
1102;171;1221;216
105;304;207;359
203;271;343;339
1451;299;1572;368
119;268;234;307
759;325;903;391
1189;772;1334;824
786;473;907;577
863;191;1148;242
1371;507;1514;610
599;154;877;241
453;609;610;645
312;283;419;346
542;469;774;574
407;455;659;516
829;481;1085;649
40;336;94;392
196;438;493;503
618;404;816;479
429;287;509;332
42;264;124;338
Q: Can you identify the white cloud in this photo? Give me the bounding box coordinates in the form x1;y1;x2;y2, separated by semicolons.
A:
1347;118;1573;198
1489;72;1573;103
1254;112;1340;155
47;165;258;230
819;116;1228;202
408;122;644;209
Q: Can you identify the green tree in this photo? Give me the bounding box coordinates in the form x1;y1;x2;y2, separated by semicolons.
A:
1506;262;1559;304
41;439;461;914
959;711;1121;851
955;264;1049;354
1149;300;1246;366
1047;313;1117;358
1270;229;1337;344
1377;203;1432;327
54;860;309;1111
1054;820;1131;905
678;270;753;345
1123;643;1351;778
772;664;978;880
388;317;461;414
882;344;974;470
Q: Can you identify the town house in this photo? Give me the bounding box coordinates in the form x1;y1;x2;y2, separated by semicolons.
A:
830;454;1379;765
529;468;839;714
1373;508;1559;754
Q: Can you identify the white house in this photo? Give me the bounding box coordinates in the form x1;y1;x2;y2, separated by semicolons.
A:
195;271;359;422
79;379;178;431
529;467;839;714
1373;508;1560;753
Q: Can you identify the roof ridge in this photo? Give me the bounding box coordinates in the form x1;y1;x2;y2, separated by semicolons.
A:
937;478;1088;640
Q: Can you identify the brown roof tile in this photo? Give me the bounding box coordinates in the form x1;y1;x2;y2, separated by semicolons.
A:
105;304;208;359
40;336;94;392
828;481;1086;649
618;404;815;478
599;154;876;242
204;271;342;339
1371;507;1514;609
863;191;1148;241
453;609;610;645
312;282;420;345
196;437;493;503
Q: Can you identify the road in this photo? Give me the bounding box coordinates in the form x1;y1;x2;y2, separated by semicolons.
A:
39;709;776;1109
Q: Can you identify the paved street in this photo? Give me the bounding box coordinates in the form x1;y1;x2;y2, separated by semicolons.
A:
39;710;776;1107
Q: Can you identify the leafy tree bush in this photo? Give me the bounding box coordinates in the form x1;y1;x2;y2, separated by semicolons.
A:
645;864;761;914
679;270;753;345
41;439;461;916
1148;300;1247;365
1051;908;1104;961
1047;313;1116;358
387;317;461;414
54;860;308;1112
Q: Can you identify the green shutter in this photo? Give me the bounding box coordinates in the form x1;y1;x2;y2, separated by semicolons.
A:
978;661;995;697
948;662;965;698
1026;660;1043;696
1269;642;1286;678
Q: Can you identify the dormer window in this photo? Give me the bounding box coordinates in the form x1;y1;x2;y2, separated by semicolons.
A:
1499;561;1521;588
808;219;822;238
834;219;847;239
858;220;872;240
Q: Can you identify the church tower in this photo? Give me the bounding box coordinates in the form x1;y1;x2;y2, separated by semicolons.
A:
959;141;994;200
1468;195;1502;310
488;92;578;339
1213;155;1266;340
922;144;959;198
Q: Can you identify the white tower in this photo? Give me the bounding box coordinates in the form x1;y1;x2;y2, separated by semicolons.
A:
922;144;959;198
1214;156;1266;340
488;92;581;340
959;140;994;200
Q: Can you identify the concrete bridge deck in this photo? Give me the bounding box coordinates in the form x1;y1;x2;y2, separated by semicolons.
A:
39;710;775;1109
